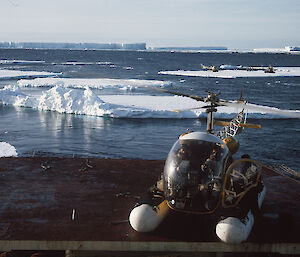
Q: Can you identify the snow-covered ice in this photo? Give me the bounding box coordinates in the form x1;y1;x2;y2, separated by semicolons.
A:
0;59;45;64
1;85;300;119
60;61;114;65
0;85;198;118
0;142;18;157
0;69;60;80
17;77;172;90
159;67;300;78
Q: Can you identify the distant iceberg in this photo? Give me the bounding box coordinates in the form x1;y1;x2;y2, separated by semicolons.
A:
0;42;147;50
152;46;228;51
285;46;300;51
252;46;300;53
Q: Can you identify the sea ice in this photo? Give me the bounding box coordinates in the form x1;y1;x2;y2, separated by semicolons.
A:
0;69;60;80
0;142;18;157
18;77;172;90
158;67;300;78
0;85;299;119
38;86;114;116
0;59;45;64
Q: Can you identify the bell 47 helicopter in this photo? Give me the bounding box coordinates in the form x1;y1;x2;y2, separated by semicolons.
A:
129;90;270;244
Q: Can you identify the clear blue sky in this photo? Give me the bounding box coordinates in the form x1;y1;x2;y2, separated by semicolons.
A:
1;0;300;49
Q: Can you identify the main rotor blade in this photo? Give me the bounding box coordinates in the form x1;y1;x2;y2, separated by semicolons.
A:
220;101;300;118
171;106;206;113
150;87;205;102
148;86;300;118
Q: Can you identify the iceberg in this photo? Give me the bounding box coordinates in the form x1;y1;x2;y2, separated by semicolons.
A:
38;86;114;116
0;42;147;50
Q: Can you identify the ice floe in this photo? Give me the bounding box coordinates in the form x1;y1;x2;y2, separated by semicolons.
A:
159;67;300;78
60;61;114;65
17;77;172;90
0;85;197;118
0;85;299;119
0;69;60;80
0;142;18;157
0;59;45;64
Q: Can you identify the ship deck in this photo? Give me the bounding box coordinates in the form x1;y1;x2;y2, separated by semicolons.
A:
0;157;299;256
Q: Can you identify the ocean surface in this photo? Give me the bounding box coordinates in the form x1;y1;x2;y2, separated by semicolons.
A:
0;48;299;170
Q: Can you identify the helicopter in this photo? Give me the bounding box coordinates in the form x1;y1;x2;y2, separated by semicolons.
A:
202;63;276;73
201;64;219;72
128;90;271;244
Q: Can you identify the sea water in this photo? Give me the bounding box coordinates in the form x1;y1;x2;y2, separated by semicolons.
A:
0;48;299;170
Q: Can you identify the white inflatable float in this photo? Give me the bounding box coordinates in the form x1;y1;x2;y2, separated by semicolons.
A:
216;186;266;244
129;200;169;232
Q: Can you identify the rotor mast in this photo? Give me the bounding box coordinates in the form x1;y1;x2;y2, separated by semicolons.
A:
204;92;219;134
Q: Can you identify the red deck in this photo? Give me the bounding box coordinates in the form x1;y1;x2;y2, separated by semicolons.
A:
0;157;299;243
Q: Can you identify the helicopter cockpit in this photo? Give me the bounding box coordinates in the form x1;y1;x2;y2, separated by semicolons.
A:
163;132;230;213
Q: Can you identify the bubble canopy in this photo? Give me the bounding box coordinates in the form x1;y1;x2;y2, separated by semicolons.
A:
163;132;230;211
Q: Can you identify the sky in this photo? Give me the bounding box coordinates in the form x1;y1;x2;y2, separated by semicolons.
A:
1;0;300;49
